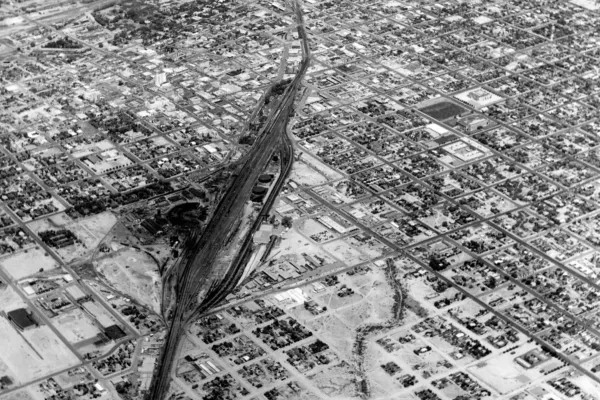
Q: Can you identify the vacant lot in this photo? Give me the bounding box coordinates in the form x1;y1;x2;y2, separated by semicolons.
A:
323;239;366;265
0;318;79;384
0;285;27;312
290;159;329;187
0;248;59;280
298;218;337;243
306;314;355;361
96;247;161;313
0;388;37;400
299;152;344;182
468;352;536;395
71;212;118;257
52;308;102;344
308;361;359;399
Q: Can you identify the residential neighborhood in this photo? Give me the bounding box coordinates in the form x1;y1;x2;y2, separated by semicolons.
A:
1;0;600;399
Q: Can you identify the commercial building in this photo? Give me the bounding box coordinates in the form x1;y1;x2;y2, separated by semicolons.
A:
7;308;37;331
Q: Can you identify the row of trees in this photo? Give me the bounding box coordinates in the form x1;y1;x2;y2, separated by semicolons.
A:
43;37;82;49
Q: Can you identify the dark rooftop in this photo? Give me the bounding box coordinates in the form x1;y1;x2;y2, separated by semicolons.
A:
7;308;36;330
104;325;126;340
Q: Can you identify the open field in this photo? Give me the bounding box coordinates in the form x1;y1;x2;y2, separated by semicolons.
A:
322;239;366;265
95;247;161;313
0;388;38;400
0;285;27;312
570;0;600;9
336;300;374;329
468;354;531;395
298;218;337;243
68;211;118;262
290;159;329;187
0;17;25;26
308;361;359;399
277;228;338;264
0;318;79;384
343;235;390;258
77;211;118;243
571;372;600;396
52;307;102;344
0;248;59;280
298;152;344;182
305;314;355;361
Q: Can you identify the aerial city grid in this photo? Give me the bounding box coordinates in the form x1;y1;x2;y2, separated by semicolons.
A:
0;0;600;399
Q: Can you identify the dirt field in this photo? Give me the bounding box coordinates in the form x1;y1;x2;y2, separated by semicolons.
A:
0;285;27;312
322;240;366;265
355;286;394;323
0;248;59;280
68;211;119;262
570;0;600;9
143;243;173;268
367;357;405;396
52;308;102;344
336;300;374;329
0;319;79;384
298;218;337;243
0;389;38;400
300;152;344;182
344;235;390;259
362;343;395;397
0;16;26;26
0;356;12;390
95;247;161;313
278;228;337;264
571;372;600;396
468;355;531;395
306;314;355;361
290;160;329;187
78;211;118;242
308;361;359;399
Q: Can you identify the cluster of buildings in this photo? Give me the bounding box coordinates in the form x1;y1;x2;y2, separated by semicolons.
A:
2;0;600;398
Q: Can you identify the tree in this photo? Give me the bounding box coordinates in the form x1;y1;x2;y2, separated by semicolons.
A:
115;382;124;393
429;255;446;272
281;216;293;228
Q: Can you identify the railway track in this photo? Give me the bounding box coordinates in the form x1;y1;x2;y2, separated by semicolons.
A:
148;4;310;398
184;119;297;325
